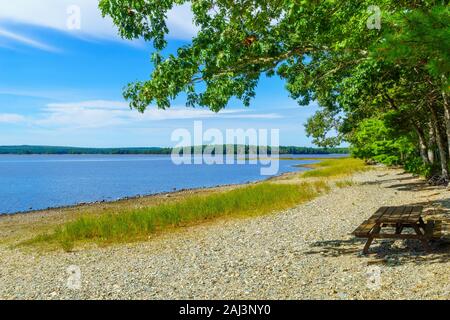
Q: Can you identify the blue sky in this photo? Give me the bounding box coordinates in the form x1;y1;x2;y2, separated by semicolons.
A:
0;0;319;148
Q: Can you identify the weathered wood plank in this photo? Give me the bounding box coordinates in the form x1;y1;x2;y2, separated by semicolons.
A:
402;206;414;219
384;206;407;223
405;206;423;223
353;220;376;236
367;206;389;222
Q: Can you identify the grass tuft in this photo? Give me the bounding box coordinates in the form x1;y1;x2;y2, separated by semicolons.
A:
335;180;355;188
301;158;367;178
26;182;329;249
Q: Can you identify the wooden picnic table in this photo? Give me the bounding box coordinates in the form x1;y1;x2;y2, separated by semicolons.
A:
353;206;433;254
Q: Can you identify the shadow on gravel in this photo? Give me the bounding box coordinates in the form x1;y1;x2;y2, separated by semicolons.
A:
304;238;450;266
387;182;440;192
303;238;365;257
361;175;418;186
372;173;448;192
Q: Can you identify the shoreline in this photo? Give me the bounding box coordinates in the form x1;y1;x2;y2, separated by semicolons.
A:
1;166;449;299
0;159;328;243
0;159;321;218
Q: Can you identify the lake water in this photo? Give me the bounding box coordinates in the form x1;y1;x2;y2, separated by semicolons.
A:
0;154;344;214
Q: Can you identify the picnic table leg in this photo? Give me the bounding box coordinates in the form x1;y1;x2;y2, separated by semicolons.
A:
418;217;427;232
412;224;432;253
363;224;381;254
395;223;403;235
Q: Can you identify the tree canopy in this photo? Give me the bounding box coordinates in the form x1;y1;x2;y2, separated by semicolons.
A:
99;0;450;180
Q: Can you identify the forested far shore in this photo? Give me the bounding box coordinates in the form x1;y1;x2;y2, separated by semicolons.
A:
0;145;349;155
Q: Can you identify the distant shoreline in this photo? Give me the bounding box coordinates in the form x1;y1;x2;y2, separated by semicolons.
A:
0;145;349;155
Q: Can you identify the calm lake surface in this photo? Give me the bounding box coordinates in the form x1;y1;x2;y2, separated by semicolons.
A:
0;154;345;214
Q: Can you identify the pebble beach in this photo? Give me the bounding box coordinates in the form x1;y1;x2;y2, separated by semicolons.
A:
0;167;449;300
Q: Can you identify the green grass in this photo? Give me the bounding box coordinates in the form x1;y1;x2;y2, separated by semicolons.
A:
301;158;367;178
26;181;330;250
335;180;356;188
23;157;367;251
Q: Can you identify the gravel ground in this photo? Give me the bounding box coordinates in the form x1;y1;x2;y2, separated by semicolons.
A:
0;168;449;300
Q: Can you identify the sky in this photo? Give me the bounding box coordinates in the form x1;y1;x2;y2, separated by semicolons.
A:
0;0;320;148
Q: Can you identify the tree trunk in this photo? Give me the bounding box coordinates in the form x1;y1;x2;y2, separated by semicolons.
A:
412;124;430;166
383;92;433;166
429;103;449;179
443;92;450;157
428;122;436;164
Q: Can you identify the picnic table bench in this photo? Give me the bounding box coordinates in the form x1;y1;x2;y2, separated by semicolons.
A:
352;206;434;254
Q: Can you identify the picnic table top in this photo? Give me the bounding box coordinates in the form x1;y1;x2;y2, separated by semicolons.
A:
352;205;432;253
368;206;423;224
353;205;424;238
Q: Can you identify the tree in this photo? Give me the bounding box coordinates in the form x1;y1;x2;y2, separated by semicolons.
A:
99;0;385;110
99;0;450;179
300;3;449;178
350;118;415;165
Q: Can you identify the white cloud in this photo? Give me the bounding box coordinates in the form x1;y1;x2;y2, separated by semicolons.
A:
47;100;129;110
166;4;199;39
0;0;197;45
0;113;27;123
33;100;282;128
0;28;60;52
0;98;282;130
37;100;230;128
223;113;283;119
